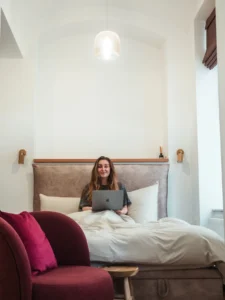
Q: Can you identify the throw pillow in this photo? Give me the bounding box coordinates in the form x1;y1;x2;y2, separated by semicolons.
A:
40;194;80;214
0;211;57;274
128;183;159;223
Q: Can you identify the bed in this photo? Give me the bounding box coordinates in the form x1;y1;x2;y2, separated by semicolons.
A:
32;160;225;300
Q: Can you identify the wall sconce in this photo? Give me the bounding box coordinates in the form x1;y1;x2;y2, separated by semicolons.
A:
177;149;184;163
18;149;27;164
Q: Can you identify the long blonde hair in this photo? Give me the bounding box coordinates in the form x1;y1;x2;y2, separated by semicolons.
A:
87;156;119;203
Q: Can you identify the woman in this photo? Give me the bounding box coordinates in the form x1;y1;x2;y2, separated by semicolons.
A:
79;156;131;214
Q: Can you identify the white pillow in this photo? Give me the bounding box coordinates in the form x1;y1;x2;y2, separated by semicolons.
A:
127;183;159;224
39;194;80;214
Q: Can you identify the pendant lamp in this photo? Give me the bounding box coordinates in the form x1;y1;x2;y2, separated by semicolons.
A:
94;31;120;60
94;1;120;60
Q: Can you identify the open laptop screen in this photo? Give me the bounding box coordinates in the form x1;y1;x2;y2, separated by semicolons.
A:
92;190;124;211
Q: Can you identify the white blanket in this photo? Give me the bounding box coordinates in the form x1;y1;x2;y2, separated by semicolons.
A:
68;210;225;266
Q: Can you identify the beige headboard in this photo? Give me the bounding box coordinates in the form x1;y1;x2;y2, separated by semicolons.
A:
33;162;169;219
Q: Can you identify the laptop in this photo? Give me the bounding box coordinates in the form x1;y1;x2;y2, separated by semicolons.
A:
92;190;124;212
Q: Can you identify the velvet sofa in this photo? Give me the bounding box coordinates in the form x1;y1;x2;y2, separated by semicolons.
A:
0;211;114;300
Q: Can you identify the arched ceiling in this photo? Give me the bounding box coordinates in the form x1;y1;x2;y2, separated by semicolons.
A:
1;0;203;56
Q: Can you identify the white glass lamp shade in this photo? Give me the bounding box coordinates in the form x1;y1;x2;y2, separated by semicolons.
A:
94;31;120;60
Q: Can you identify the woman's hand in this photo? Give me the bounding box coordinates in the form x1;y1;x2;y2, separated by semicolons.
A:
116;205;128;215
82;206;92;211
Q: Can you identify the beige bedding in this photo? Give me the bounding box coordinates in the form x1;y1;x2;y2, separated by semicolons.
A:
68;210;225;270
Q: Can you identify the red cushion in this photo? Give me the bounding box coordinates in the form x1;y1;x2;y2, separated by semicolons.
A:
32;266;114;300
0;211;57;274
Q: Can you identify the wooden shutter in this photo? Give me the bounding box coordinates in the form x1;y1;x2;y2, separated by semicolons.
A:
202;8;217;70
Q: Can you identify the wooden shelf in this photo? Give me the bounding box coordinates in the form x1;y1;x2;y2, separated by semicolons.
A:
33;158;169;163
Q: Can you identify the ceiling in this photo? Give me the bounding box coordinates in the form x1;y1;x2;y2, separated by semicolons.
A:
1;0;204;56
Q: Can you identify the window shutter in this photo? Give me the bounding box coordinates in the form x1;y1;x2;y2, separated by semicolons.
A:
202;8;217;70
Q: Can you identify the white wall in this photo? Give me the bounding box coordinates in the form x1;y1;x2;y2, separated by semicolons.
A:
197;65;223;223
34;34;165;158
194;3;223;227
216;0;225;234
0;58;35;212
165;28;200;224
0;1;26;55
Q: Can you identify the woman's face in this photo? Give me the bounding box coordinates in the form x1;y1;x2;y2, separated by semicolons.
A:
97;159;111;180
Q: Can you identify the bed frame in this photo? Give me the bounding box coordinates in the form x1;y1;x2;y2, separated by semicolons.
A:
32;160;224;300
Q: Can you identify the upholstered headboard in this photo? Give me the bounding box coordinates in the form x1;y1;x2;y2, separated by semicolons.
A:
33;163;169;219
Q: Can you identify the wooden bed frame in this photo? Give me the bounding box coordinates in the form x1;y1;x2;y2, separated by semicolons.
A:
32;159;224;300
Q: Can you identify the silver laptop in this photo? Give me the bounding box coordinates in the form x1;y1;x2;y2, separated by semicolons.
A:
92;190;124;211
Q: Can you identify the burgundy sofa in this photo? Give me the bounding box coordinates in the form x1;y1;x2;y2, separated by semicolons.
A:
0;211;114;300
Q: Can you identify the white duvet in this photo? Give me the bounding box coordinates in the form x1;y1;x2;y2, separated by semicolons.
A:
68;210;225;267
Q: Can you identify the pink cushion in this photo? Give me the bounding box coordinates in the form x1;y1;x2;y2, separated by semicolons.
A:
0;211;57;274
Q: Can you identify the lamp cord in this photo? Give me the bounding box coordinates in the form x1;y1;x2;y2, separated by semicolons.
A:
106;0;108;30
